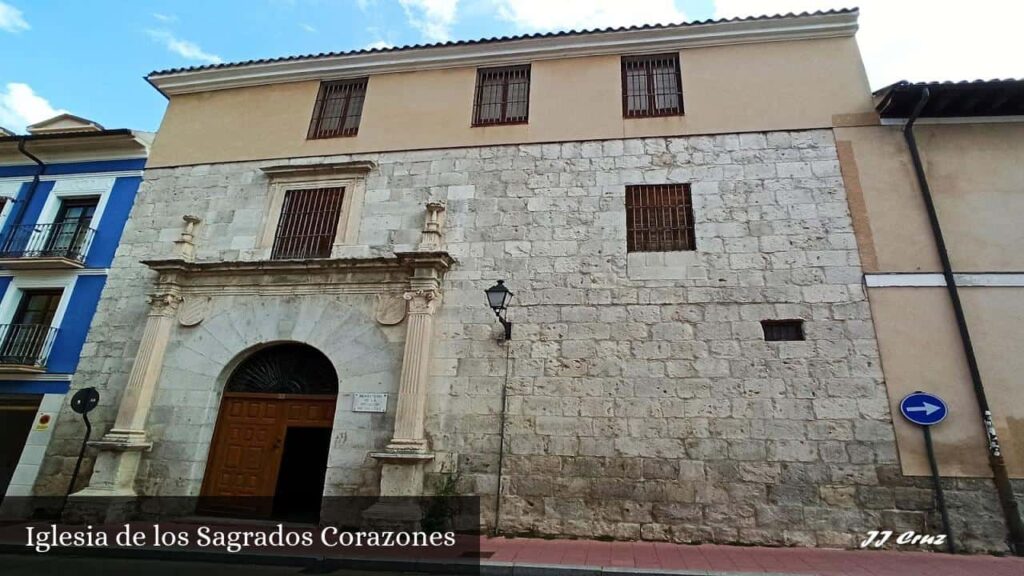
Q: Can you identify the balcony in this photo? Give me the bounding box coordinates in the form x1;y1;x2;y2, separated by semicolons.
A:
0;222;96;269
0;324;58;373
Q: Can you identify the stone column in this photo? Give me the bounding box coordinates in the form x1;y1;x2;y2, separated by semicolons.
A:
74;287;181;497
362;206;451;527
363;285;441;528
75;216;197;499
386;288;439;454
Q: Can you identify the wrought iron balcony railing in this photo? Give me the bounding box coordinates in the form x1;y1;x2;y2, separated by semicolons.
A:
0;221;96;264
0;323;58;370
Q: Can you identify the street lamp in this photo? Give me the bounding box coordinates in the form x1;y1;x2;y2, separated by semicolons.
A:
484;280;513;340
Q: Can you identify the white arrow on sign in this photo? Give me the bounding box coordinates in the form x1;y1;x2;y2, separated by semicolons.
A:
906;402;941;416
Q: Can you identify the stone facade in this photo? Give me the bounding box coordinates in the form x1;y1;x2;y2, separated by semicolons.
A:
36;129;1013;552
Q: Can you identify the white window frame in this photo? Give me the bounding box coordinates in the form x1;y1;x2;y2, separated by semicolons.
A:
29;176;114;259
0;179;28;233
0;272;78;338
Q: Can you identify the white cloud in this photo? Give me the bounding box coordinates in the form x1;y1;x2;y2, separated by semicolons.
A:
399;0;458;42
713;1;1024;89
494;0;685;31
301;23;317;33
0;1;29;33
0;83;66;133
147;29;223;64
365;40;395;50
152;12;178;23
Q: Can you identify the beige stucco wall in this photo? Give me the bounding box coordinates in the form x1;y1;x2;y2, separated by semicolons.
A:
148;36;875;167
836;122;1024;273
842;121;1024;478
868;286;1024;478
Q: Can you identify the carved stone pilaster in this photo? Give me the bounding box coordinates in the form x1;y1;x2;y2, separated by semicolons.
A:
384;288;440;453
75;285;182;498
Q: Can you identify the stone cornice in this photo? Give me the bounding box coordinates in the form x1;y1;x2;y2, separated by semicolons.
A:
260;160;377;180
149;11;859;95
142;252;455;279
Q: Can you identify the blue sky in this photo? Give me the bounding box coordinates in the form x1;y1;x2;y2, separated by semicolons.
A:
1;1;1022;134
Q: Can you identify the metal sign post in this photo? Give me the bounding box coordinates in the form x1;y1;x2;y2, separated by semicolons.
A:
899;391;955;553
61;387;100;515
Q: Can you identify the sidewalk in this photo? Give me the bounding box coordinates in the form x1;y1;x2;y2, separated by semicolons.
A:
3;522;1023;575
478;537;1024;575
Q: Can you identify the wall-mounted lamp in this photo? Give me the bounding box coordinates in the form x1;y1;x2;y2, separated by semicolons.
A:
484;280;513;340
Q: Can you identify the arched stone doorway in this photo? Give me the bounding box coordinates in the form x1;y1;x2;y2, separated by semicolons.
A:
200;343;338;520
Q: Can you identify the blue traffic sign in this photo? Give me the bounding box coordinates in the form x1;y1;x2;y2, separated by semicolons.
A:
900;392;948;426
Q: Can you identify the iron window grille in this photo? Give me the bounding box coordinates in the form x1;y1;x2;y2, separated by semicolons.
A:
621;54;684;118
472;65;531;126
307;78;368;139
762;320;805;342
625;184;696;252
270;187;345;260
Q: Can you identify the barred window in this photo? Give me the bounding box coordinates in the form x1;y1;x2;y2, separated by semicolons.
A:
307;78;368;139
271;187;345;260
625;184;695;252
622;54;684;118
472;65;530;126
762;320;805;342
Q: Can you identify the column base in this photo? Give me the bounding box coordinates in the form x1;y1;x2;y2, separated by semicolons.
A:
369;457;432;496
362;451;433;529
88;428;153;451
383;437;430;453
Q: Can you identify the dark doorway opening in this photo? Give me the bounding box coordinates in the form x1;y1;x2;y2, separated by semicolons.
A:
272;426;332;522
0;396;41;496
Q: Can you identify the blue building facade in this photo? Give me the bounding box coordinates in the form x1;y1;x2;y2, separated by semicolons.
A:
0;115;151;497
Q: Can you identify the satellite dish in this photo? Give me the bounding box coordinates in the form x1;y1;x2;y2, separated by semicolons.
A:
70;387;100;415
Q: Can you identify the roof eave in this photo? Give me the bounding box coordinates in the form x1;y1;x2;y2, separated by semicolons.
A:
149;10;859;96
0;130;154;160
875;79;1024;119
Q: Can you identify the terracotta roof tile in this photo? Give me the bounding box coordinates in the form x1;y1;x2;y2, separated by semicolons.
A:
149;8;857;77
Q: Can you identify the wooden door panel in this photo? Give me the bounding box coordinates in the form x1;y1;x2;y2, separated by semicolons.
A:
202;393;336;518
283;397;336;427
202;396;282;514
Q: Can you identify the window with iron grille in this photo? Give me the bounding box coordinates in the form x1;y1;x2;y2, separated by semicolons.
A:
271;187;345;260
762;320;805;342
307;78;368;139
472;65;530;126
621;54;684;118
625;184;696;252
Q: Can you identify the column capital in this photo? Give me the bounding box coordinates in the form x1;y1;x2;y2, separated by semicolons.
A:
147;289;183;316
403;288;441;315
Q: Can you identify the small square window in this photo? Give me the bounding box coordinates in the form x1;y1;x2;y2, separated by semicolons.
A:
621;54;684;118
307;78;368;139
271;187;345;260
762;320;805;342
625;184;696;252
472;65;530;126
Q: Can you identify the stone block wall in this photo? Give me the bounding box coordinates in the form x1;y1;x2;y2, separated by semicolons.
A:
35;128;1014;552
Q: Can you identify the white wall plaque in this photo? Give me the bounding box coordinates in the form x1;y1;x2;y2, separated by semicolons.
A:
352;393;388;413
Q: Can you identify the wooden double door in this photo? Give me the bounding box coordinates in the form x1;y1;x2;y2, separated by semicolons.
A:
200;392;336;519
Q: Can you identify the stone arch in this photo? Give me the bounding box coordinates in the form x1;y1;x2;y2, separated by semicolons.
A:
144;294;404;497
223;341;338;396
